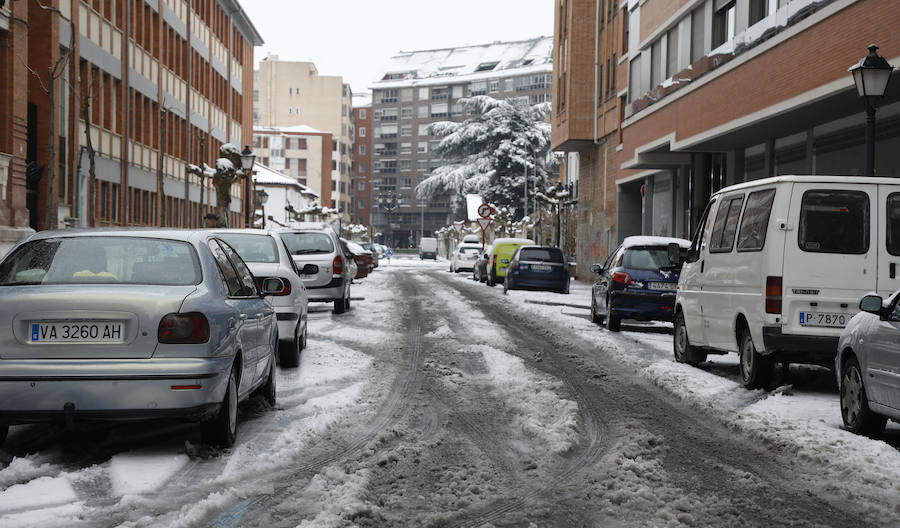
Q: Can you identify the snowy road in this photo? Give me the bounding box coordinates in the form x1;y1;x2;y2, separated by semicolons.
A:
1;256;898;527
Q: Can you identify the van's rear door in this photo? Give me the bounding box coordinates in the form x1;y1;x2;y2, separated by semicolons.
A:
781;183;877;337
877;186;900;297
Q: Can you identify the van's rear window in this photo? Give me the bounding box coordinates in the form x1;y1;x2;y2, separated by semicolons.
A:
799;190;869;254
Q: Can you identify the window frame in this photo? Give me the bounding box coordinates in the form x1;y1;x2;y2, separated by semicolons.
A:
736;188;776;253
709;195;745;254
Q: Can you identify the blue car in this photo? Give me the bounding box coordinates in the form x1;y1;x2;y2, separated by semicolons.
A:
590;236;690;331
504;246;570;294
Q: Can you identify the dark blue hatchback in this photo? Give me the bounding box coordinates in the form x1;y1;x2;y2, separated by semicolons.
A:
504;246;570;294
590;236;690;331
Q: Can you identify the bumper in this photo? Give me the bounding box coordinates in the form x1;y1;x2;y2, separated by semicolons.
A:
420;252;436;259
0;356;232;423
508;275;568;292
761;326;839;365
608;289;676;321
306;277;345;302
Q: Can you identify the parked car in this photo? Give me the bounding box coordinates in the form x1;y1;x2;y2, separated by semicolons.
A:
214;229;315;368
419;237;438;259
361;242;380;268
590;236;690;332
450;245;482;273
277;223;353;314
473;245;492;283
461;234;481;245
0;229;280;447
835;290;900;436
343;238;373;279
670;175;900;389
486;238;534;286
505;245;570;294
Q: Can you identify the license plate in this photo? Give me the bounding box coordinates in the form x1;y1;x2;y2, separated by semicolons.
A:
532;264;552;271
30;322;125;343
799;312;848;328
648;282;677;291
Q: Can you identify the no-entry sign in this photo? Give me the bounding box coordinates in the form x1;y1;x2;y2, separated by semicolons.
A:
477;203;493;218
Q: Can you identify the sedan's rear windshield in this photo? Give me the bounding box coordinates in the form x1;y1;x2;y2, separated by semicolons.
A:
0;237;201;285
623;247;671;270
519;248;564;263
281;232;335;255
217;233;278;263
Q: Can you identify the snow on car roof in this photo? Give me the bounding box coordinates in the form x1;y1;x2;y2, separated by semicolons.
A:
491;238;535;245
621;236;691;249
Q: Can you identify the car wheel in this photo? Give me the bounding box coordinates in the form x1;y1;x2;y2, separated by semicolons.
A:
258;355;276;407
279;325;301;368
739;328;774;390
605;311;621;332
841;356;887;436
202;367;237;448
345;288;351;311
503;276;509;294
300;320;308;351
673;311;705;366
590;296;604;325
0;423;8;446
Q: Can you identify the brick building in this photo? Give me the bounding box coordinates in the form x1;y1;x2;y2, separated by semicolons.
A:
0;0;261;254
352;99;372;227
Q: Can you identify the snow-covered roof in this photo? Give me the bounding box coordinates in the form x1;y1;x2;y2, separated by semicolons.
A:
252;163;317;198
254;124;325;135
621;236;691;249
371;36;553;90
352;93;372;108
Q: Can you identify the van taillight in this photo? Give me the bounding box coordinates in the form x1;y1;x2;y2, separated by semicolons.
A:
765;276;782;314
611;271;632;285
158;312;210;344
332;255;343;276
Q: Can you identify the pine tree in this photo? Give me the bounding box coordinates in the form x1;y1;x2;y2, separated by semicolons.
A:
417;96;557;221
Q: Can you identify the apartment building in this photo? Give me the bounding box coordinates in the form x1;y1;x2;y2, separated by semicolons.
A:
0;0;262;252
352;99;372;227
618;0;900;241
552;0;622;275
254;56;353;219
252;125;333;210
369;37;553;249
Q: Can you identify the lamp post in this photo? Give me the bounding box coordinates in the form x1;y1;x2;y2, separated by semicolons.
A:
239;145;256;227
254;188;269;228
378;191;399;248
849;45;894;177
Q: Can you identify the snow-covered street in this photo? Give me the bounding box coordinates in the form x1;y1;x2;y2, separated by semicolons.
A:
1;256;899;527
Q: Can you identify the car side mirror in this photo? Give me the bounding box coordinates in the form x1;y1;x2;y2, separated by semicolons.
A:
260;277;286;296
301;264;319;275
590;264;603;274
859;294;884;316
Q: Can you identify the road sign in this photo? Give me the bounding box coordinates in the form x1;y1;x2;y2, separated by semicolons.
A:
476;218;492;231
385;248;394;258
452;223;464;234
477;203;493;218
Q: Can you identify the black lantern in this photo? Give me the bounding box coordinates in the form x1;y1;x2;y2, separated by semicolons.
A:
849;45;894;176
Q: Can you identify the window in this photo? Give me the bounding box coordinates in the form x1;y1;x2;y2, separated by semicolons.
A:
469;81;487;96
628;56;642;103
431;103;448;118
417;105;428;118
220;242;259;297
736;189;775;251
709;195;744;253
417;141;428;153
382;108;398;121
358;162;365;173
712;1;736;50
380;124;398;138
515;74;551;91
401;88;413;102
358;199;364;209
451;103;462;117
888;194;900;256
400;142;412;154
650;39;662;88
359;127;367;137
401;107;413;119
401;125;412;137
489;80;499;93
359;144;366;155
418;87;428;100
799;190;869;254
666;27;679;78
504;78;514;92
418;124;429;136
691;199;717;253
380;89;398;103
342;104;348;117
289;88;292;96
359;108;367;119
749;0;776;26
452;85;464;98
691;5;705;63
399;159;411;172
431;87;449;100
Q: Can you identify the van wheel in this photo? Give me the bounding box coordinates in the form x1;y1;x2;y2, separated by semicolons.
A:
202;367;237;447
841;356;887;436
739;329;774;390
674;312;706;366
591;297;604;325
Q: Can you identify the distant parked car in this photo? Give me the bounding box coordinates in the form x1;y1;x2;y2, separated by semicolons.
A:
419;237;438;260
835;291;900;436
277;223;353;314
361;242;380;268
504;245;570;294
486;238;534;287
473;245;492;283
214;229;315;368
0;229;281;447
450;245;482;273
590;236;690;332
343;238;372;279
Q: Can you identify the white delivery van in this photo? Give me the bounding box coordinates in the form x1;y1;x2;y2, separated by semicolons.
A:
419;237;438;259
671;175;900;389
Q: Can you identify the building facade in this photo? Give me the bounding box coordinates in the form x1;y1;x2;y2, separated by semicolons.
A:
552;0;622;277
351;101;372;227
0;0;263;253
252;125;333;210
619;0;900;244
254;56;353;218
369;37;553;249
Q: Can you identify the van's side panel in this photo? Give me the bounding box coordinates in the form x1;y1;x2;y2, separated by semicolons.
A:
703;192;748;352
877;185;900;297
678;199;719;347
750;185;789;354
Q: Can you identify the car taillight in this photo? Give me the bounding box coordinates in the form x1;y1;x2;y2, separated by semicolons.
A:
256;277;292;296
611;271;632;285
158;312;210;344
765;276;782;314
333;255;343;276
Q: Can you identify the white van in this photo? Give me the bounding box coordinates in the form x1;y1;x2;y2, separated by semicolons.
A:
671;175;900;389
419;237;438;259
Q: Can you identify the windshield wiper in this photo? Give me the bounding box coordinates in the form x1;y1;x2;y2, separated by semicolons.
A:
292;249;326;255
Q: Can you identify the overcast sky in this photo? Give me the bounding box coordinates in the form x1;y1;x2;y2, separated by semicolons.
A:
240;0;554;97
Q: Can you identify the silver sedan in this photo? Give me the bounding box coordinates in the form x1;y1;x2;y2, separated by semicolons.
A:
0;229;279;447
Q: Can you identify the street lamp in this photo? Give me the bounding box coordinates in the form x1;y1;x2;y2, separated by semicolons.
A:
849;45;894;177
240;145;256;227
254;188;269;228
378;191;399;248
